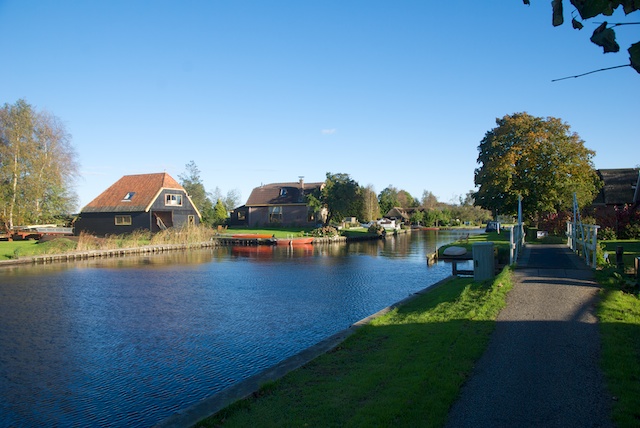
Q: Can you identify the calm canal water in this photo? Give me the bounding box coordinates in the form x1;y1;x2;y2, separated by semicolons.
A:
0;230;476;427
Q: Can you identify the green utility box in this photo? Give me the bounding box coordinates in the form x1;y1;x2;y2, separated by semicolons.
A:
473;242;495;281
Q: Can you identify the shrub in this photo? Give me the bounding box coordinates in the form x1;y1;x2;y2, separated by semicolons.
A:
621;222;640;240
367;223;385;236
311;226;338;237
599;227;617;241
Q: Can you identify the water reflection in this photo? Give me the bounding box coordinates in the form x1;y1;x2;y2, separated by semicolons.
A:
0;230;478;427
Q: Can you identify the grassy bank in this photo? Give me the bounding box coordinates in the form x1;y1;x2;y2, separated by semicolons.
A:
223;227;314;238
0;238;81;260
196;268;513;427
596;267;640;427
0;226;219;260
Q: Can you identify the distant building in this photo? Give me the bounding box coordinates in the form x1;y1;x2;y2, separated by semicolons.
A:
229;179;326;227
587;168;640;230
75;172;201;236
592;168;640;209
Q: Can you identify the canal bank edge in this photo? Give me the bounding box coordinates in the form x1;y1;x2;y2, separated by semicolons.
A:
153;275;456;428
0;231;399;267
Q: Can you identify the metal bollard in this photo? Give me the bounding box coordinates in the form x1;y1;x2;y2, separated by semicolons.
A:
616;246;624;270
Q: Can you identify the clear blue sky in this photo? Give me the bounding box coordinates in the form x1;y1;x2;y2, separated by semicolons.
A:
1;1;637;210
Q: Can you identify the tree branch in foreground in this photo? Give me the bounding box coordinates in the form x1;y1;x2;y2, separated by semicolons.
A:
552;64;630;81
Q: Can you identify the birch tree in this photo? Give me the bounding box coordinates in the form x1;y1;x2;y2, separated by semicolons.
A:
360;184;380;222
0;99;78;230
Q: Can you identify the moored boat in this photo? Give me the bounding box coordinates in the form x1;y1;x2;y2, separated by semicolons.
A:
276;237;314;246
231;234;274;239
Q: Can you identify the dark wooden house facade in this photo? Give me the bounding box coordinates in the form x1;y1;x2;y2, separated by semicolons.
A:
229;179;326;227
586;168;640;231
75;173;201;236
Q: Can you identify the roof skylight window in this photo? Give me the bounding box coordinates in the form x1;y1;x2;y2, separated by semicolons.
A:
122;192;135;201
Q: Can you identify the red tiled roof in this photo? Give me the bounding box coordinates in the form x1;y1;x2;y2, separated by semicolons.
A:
81;173;186;213
245;182;324;206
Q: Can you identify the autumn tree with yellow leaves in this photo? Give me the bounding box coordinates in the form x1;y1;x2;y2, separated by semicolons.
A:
474;112;601;223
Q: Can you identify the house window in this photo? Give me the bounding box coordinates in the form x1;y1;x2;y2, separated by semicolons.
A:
188;215;195;225
122;192;135;202
115;215;132;226
268;206;282;223
165;194;183;206
237;211;246;221
307;211;315;222
280;188;287;196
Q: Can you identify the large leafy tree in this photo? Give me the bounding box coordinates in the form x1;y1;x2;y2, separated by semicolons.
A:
378;186;417;215
474;112;600;223
526;0;639;75
322;172;361;225
0;99;78;230
378;186;400;216
179;161;215;226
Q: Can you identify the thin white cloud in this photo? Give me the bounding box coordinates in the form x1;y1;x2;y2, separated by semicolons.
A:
321;128;337;135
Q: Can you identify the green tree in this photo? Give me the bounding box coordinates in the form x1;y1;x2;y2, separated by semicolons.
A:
378;186;399;216
179;161;215;226
322;172;361;225
410;210;425;225
0;99;78;230
212;199;228;226
525;0;639;75
474;112;600;223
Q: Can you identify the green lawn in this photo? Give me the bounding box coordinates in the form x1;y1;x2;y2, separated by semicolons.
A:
222;227;314;238
600;240;640;271
197;269;514;427
0;240;40;260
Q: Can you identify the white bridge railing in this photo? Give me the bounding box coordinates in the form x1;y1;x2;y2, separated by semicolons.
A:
510;222;525;265
566;221;599;267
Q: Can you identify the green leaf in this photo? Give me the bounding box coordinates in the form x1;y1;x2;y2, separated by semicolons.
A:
552;0;564;26
570;0;614;19
629;42;640;73
571;17;584;29
617;0;640;14
590;22;620;53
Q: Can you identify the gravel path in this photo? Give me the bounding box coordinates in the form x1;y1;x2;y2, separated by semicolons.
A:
445;244;613;428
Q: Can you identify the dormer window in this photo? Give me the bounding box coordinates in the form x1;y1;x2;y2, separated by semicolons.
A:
122;192;135;202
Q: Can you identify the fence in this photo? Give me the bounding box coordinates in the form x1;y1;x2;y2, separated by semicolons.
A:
566;221;599;267
510;222;525;265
